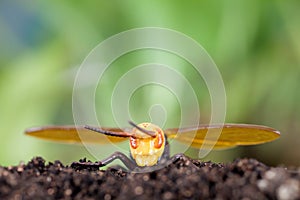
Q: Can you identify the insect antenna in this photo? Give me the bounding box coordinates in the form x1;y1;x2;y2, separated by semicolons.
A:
128;120;156;137
84;125;132;138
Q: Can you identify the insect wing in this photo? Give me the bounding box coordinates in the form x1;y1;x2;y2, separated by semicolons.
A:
164;124;280;149
25;126;130;144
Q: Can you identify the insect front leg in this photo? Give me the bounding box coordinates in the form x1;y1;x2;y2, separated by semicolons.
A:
71;152;137;171
100;151;137;171
169;153;184;163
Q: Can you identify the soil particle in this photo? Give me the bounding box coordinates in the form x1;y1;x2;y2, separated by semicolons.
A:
0;156;299;200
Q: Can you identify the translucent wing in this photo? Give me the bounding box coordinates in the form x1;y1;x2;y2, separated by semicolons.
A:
164;124;280;149
25;126;131;144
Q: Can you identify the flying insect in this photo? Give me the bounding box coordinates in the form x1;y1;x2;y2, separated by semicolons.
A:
25;121;280;171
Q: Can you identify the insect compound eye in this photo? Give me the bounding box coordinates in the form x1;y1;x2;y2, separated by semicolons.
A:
154;130;164;149
130;136;139;149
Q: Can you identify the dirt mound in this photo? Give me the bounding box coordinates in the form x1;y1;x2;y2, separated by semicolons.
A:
0;156;299;200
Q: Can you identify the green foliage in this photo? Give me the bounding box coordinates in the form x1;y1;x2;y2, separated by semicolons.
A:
0;1;299;166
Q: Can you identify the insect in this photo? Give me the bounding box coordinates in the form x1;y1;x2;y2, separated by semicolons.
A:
25;121;280;171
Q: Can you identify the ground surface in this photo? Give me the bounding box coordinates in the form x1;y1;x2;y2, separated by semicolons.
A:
0;156;299;200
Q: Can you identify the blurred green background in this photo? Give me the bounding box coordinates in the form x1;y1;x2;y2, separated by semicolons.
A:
0;1;299;167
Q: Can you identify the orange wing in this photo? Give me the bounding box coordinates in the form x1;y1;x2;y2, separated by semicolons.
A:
164;124;280;149
25;126;131;144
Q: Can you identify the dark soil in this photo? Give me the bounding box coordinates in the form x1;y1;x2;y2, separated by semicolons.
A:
0;156;299;200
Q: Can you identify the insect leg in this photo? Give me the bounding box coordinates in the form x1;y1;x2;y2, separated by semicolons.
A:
169;153;199;169
100;151;137;171
71;152;136;170
71;160;104;170
169;153;184;163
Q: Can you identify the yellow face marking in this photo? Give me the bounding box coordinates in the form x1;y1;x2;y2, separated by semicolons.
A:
129;123;165;167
